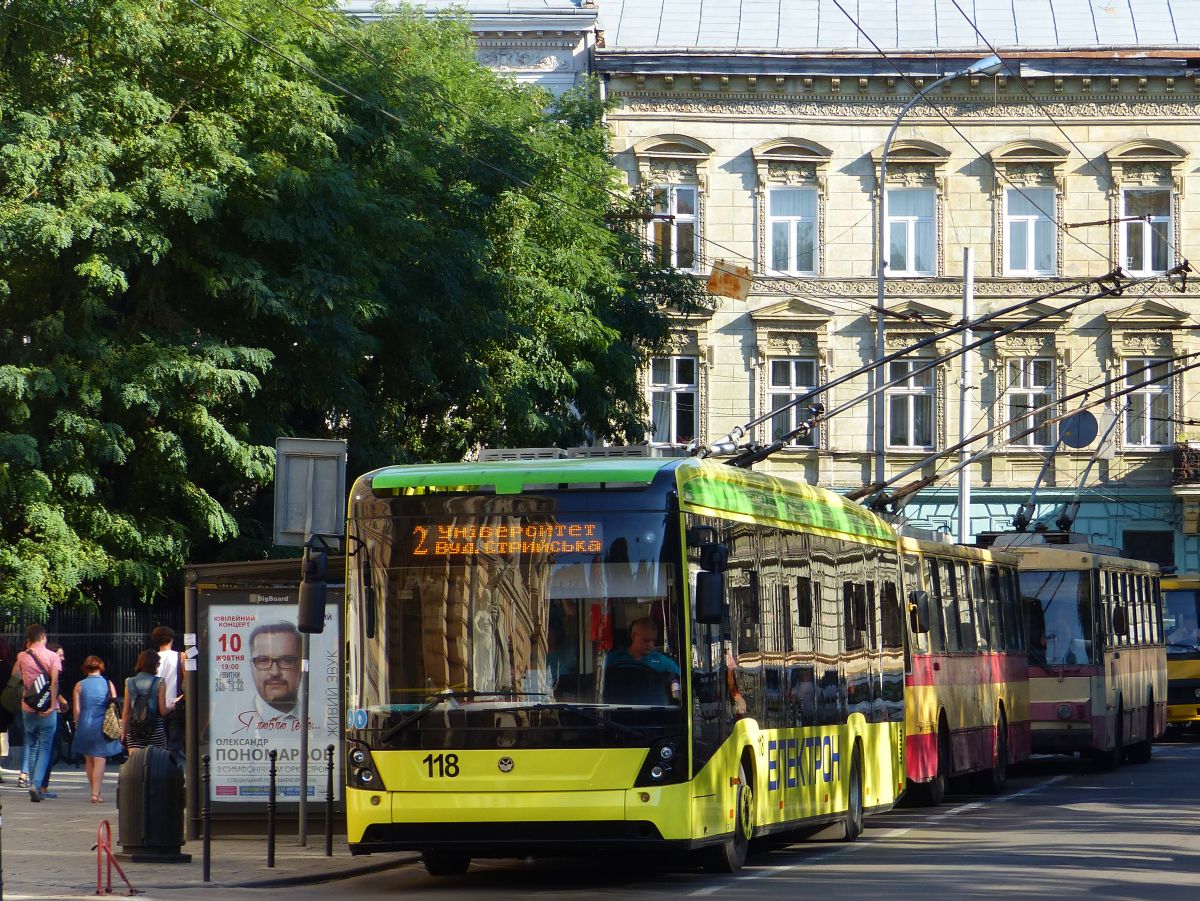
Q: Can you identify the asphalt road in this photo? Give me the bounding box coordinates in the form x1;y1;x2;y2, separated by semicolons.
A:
147;737;1200;900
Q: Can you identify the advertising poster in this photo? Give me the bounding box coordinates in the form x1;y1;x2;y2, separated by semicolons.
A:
205;592;341;802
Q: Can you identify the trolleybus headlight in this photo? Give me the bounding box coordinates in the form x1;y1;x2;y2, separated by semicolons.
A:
649;766;667;781
358;769;376;786
350;748;368;767
659;744;676;761
1057;703;1073;721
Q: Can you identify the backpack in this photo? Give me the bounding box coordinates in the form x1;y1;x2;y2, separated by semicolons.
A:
21;651;53;713
126;676;160;742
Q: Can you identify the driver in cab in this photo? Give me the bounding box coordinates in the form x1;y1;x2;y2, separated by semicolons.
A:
606;617;680;676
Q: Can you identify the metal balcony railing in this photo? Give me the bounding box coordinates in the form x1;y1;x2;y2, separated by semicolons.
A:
1173;444;1200;485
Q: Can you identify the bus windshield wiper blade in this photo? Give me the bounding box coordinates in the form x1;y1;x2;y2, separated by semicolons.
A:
379;690;546;745
533;703;648;740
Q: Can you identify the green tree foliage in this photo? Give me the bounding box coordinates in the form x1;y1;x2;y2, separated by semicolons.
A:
0;0;709;612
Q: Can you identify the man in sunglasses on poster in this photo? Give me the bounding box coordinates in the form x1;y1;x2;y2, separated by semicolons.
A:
247;622;304;725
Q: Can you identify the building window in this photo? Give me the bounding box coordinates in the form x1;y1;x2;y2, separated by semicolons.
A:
1005;187;1055;275
887;359;934;448
1122;189;1171;275
768;188;817;274
649;355;697;444
885;188;935;276
1007;358;1055;446
767;358;818;447
650;185;697;271
1125;357;1171;447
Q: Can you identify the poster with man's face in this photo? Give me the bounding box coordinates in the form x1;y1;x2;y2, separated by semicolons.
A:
206;594;340;802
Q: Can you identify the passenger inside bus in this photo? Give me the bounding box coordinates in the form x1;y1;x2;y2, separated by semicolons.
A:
605;617;680;675
1168;611;1199;648
603;617;680;705
1042;602;1088;665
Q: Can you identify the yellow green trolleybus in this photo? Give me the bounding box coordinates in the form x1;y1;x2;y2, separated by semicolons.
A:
1160;573;1200;731
333;454;905;874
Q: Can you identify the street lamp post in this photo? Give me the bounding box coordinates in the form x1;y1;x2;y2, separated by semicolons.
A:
873;55;1002;492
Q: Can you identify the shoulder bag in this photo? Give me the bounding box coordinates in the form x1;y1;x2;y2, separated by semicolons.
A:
102;679;122;740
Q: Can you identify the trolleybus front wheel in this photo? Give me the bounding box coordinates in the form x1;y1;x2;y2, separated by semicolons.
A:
979;713;1008;794
1128;697;1154;764
422;850;471;877
702;763;753;873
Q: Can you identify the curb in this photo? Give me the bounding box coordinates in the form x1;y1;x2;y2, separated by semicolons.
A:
230;852;420;889
136;852;420;891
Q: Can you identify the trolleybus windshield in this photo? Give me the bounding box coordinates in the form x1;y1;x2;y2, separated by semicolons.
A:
1164;589;1200;653
347;495;686;750
1020;570;1094;666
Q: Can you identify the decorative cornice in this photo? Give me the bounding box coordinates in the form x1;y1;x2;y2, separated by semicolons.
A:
612;94;1200;121
476;49;572;71
751;276;1200;299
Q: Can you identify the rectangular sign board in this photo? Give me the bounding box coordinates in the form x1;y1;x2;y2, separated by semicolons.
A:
274;437;347;547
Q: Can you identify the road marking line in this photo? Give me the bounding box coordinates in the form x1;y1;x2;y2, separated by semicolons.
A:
688;773;1074;896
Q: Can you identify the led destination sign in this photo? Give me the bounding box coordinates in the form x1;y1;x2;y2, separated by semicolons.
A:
411;520;604;558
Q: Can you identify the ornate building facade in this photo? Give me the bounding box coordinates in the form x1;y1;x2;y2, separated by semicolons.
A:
350;2;1200;570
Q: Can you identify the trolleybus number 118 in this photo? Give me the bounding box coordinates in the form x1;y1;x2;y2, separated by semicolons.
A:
422;753;461;778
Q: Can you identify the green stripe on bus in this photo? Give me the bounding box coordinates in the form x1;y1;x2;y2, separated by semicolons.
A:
367;457;673;495
676;460;896;545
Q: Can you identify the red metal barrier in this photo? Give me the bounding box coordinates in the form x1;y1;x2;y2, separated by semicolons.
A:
93;819;139;896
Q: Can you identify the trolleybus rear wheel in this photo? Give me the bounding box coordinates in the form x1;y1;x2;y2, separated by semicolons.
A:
703;763;753;873
422;850;471;876
841;746;864;842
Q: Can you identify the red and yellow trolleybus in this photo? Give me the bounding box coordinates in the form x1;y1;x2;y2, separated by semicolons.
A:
898;537;1030;803
1003;536;1165;766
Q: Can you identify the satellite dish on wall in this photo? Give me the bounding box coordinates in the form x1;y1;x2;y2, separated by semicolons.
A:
1059;410;1099;449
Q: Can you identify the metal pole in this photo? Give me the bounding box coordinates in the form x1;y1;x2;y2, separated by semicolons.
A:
325;744;335;857
184;579;199;840
873;60;999;489
958;247;975;544
298;632;310;847
202;754;212;883
1;793;5;901
267;750;277;868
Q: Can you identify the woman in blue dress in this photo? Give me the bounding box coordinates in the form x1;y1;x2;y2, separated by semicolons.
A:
72;656;123;803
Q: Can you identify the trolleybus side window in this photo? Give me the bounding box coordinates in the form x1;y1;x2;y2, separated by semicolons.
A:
903;553;926;655
940;560;961;652
971;563;990;651
987;565;1006;650
926;558;947;652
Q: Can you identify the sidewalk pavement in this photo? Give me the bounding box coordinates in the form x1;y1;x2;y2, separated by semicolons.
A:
1;763;417;899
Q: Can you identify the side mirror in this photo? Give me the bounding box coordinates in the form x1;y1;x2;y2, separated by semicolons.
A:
695;571;726;625
298;546;328;634
909;590;930;634
1112;606;1128;635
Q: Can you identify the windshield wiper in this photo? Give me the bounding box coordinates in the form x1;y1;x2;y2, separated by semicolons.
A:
379;690;545;745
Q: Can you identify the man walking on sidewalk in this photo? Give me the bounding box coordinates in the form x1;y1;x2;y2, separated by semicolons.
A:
17;623;62;802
